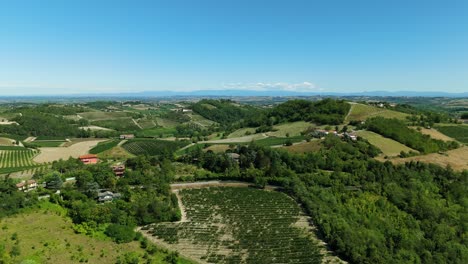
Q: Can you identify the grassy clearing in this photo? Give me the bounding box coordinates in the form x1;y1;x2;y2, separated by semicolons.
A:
0;203;190;264
382;146;468;171
187;113;216;127
227;127;257;138
156;117;180;128
434;125;468;143
346;103;409;122
89;140;120;154
122;139;190;156
0;134;28;141
204;144;231;153
0;137;15;145
137;118;157;129
281;140;322;153
356;130;416;157
268;121;312;137
144;187;322;264
139;127;178;137
32;141;66;147
410;127;455;141
92;118;140;132
97;145;135;160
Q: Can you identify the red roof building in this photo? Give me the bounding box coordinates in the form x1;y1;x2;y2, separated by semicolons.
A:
112;165;125;177
79;154;99;164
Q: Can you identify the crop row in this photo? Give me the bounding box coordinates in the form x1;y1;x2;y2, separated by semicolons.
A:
147;187;321;264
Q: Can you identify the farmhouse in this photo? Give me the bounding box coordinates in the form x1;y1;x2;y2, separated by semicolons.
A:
78;154;99;164
16;180;38;192
120;134;135;139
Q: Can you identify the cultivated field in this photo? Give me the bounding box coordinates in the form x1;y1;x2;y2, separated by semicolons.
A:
345;103;409;122
0;148;42;174
0;203;174;264
356;130;416;157
33;139;106;163
383;146;468;171
143;187;324;264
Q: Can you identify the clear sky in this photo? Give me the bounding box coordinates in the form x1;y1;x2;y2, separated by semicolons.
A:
1;0;467;95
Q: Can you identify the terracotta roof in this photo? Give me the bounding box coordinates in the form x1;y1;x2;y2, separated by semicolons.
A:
79;154;98;159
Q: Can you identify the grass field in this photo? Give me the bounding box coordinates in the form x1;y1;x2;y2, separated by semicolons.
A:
227;127;257;138
268;121;312;137
97;145;135;160
156;117;181;128
434;125;468;143
137;118;157;129
78;111;131;121
92;118;141;132
144;187;322;264
0;203;193;264
346;103;409;122
32;141;66;147
122;139;190;156
382;146;468;171
356;130;416;157
89;139;120;154
138;127;178;137
280;140;322;153
204;144;232;153
411;127;455;141
0;137;15;145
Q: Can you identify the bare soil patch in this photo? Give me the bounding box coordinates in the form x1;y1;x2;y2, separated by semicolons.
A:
33;139;106;163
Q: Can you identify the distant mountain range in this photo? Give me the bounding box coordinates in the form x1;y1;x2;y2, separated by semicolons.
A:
1;89;468;98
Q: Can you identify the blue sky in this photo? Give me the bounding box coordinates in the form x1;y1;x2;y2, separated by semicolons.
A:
0;0;467;95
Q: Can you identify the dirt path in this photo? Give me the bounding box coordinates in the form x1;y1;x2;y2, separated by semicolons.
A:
132;118;143;129
117;140;127;147
344;103;356;123
33;139;106;163
24;137;36;143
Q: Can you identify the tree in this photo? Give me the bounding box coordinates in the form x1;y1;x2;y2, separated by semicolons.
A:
105;224;136;243
45;172;63;190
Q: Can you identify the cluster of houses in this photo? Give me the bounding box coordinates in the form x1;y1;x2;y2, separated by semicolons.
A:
16;179;38;192
310;129;358;141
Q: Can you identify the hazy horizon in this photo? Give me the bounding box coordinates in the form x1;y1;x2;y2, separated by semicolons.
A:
1;1;468;95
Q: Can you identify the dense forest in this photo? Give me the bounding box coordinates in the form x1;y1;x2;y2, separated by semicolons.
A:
0;111;82;137
191;99;259;126
247;98;351;126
